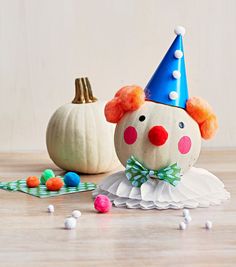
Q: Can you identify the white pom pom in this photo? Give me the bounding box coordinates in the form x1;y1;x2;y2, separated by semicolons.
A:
174;50;183;59
72;210;82;219
64;217;77;230
169;91;178;100
179;222;186;230
183;209;189;217
172;70;181;79
174;26;186;36
47;204;54;213
184;215;192;224
205;220;212;229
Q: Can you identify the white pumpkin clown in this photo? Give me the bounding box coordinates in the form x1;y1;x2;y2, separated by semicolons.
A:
93;26;230;209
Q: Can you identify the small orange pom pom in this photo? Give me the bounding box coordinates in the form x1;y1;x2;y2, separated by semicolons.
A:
26;176;40;188
200;114;218;140
104;98;124;123
46;177;64;191
119;86;145;111
186;97;213;124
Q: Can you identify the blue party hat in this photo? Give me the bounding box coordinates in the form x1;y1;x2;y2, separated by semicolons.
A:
145;26;189;109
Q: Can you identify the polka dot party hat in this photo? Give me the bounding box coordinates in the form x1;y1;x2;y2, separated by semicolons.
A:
145;26;188;109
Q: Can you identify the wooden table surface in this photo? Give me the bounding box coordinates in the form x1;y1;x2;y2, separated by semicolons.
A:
0;150;235;267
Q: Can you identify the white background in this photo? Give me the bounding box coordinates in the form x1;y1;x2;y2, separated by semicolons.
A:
0;0;235;151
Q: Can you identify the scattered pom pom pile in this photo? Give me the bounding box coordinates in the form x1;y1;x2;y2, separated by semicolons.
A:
64;172;80;187
26;176;40;188
94;194;112;213
179;209;191;230
46;177;64;191
178;209;213;231
26;169;83;192
64;210;82;230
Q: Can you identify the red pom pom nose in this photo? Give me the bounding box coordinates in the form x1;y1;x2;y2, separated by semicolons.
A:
148;126;168;146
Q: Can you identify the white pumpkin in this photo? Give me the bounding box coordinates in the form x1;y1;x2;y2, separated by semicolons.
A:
115;101;201;174
46;78;119;174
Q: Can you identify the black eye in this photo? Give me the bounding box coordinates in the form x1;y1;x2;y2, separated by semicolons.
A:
179;122;185;129
139;115;146;122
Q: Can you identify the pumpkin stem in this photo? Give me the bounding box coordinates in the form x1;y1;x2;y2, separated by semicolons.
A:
72;78;97;104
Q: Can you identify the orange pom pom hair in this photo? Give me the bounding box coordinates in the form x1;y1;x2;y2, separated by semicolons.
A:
186;96;218;140
105;86;145;123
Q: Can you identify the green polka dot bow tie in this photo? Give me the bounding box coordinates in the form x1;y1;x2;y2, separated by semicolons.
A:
125;156;181;188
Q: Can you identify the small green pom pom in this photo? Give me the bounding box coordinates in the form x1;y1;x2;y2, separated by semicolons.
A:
40;169;55;185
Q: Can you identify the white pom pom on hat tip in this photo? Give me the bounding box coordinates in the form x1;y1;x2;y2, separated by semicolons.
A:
174;26;186;36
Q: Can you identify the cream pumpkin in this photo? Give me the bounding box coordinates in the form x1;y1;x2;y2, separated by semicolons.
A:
46;78;119;174
115;101;201;174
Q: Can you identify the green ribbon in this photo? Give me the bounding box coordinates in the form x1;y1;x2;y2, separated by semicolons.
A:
125;156;181;188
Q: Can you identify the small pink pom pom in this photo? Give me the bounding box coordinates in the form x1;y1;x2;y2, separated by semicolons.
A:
94;194;112;213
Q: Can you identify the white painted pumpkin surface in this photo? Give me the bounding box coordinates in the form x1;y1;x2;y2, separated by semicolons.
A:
115;101;201;173
47;101;119;174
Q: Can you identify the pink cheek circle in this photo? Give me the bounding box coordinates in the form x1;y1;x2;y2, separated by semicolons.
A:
123;126;137;145
178;136;192;154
